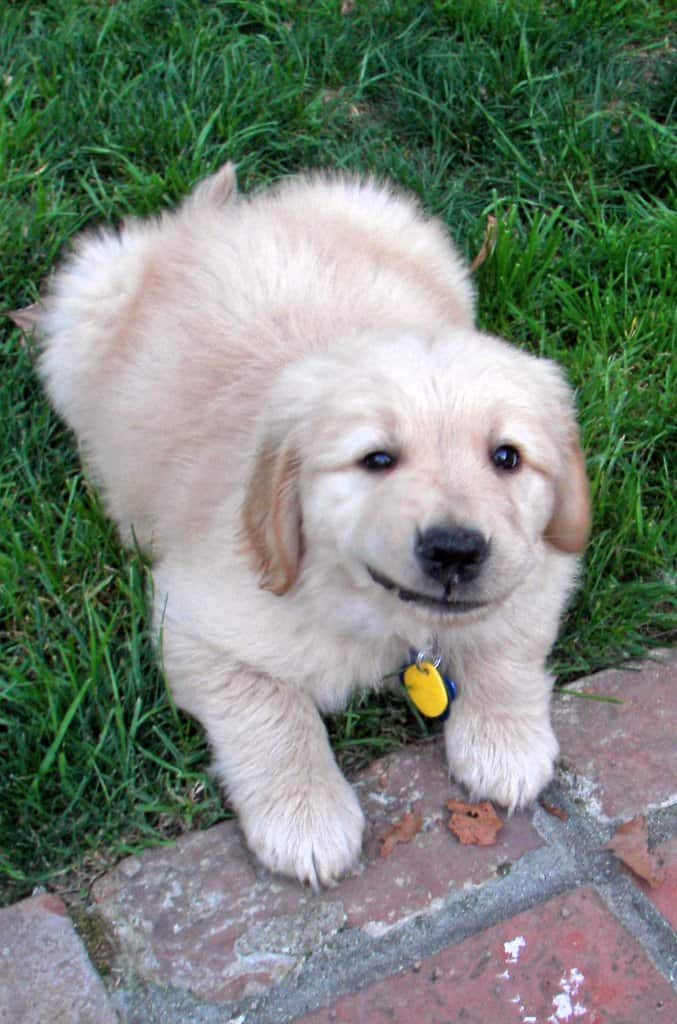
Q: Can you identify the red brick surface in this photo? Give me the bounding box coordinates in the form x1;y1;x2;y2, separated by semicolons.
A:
298;888;675;1024
552;650;677;820
0;893;117;1024
345;741;541;932
92;740;541;1001
93;822;307;1002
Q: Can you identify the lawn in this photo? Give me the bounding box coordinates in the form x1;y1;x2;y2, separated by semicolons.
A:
1;0;675;903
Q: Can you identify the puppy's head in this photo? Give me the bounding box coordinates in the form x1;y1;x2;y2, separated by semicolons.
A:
242;329;589;621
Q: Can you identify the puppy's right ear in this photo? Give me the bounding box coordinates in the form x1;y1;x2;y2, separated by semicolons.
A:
184;162;238;210
241;439;304;596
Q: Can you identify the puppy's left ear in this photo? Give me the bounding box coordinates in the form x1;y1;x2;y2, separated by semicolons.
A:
184;162;238;210
241;440;303;595
545;436;591;554
8;303;42;334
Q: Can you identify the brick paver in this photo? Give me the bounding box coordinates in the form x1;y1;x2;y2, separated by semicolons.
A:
552;649;677;820
349;742;542;931
297;888;675;1024
91;741;541;1001
0;893;118;1024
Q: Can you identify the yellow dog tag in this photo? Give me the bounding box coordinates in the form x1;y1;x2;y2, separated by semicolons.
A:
402;660;456;720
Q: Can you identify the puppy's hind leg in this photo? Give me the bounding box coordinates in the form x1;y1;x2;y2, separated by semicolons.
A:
165;641;365;887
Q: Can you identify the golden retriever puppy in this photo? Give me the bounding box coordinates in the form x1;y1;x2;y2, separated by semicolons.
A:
33;164;589;886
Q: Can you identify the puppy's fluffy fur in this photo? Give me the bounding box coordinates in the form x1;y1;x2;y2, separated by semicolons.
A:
34;164;590;886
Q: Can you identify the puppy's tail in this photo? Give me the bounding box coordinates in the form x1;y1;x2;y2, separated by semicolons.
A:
20;161;238;438
31;220;157;436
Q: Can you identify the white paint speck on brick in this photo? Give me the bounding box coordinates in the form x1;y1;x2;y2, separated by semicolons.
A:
504;936;526;963
550;992;574;1020
547;967;587;1022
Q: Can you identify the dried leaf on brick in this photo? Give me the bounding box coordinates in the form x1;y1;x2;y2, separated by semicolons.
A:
603;816;665;889
447;799;503;846
379;810;423;858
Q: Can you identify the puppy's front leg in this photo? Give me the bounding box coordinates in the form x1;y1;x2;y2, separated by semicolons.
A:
443;655;558;812
176;659;364;887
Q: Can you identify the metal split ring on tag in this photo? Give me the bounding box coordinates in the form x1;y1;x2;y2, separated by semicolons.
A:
415;648;441;671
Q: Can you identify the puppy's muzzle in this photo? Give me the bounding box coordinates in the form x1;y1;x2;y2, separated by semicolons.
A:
415;525;489;586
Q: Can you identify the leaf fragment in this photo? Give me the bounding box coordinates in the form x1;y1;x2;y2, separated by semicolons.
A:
447;799;503;846
603;816;665;888
379;810;423;858
470;215;498;273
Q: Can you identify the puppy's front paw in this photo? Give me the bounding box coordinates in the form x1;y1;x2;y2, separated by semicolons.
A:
238;769;365;888
444;711;558;812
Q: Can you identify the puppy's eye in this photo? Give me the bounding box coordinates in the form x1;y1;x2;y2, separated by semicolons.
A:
360;451;398;471
492;444;521;472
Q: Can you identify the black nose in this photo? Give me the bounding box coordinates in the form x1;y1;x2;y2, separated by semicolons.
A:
415;526;489;584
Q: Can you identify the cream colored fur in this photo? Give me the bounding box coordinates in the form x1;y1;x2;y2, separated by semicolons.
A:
35;164;590;886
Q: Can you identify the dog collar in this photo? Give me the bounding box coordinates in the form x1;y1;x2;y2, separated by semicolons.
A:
400;650;457;721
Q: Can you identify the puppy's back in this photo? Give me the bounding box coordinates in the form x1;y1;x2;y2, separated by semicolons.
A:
36;166;475;551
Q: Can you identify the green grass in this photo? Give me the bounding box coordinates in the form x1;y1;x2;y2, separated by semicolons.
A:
1;0;675;903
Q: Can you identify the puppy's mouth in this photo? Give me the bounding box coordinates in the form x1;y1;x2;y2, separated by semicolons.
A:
367;567;487;613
